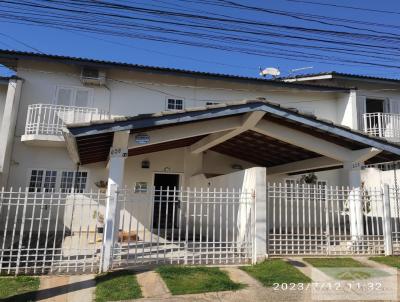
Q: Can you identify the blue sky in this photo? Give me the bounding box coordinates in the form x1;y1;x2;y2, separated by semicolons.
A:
1;0;400;79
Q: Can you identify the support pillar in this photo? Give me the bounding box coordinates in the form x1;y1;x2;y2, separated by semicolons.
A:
0;78;23;187
253;167;267;263
102;131;129;272
343;161;364;244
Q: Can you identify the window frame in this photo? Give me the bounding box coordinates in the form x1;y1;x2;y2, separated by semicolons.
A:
60;170;89;193
27;168;89;193
54;85;94;108
165;98;185;111
27;169;58;192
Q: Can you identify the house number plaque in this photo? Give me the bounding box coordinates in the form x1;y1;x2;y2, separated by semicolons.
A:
110;147;128;158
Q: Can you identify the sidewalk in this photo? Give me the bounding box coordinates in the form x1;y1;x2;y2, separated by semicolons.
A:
133;267;311;302
35;274;95;302
7;256;398;302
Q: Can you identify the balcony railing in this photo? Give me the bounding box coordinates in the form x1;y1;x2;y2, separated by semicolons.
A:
363;112;400;141
24;104;110;137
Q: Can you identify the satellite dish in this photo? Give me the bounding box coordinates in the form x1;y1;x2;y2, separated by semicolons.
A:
259;67;281;77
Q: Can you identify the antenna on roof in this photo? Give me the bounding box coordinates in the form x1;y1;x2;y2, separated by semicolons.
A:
289;66;314;76
259;67;281;78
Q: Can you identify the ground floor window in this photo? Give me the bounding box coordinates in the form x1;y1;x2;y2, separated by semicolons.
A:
28;169;57;192
60;171;88;193
28;169;88;193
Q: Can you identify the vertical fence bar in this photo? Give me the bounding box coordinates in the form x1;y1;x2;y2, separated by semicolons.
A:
383;184;393;255
206;188;210;265
156;187;162;264
178;187;183;264
15;188;28;275
184;188;190;265
212;188;216;264
42;192;53;273
171;187;176;264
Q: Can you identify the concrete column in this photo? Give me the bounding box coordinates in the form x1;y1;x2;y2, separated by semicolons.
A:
254;167;267;263
102;131;129;272
0;78;23;188
343;161;364;243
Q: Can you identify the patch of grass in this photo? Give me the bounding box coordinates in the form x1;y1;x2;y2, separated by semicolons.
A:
303;258;382;281
241;259;311;287
303;257;365;268
369;256;400;269
95;270;142;302
157;266;244;295
0;276;40;301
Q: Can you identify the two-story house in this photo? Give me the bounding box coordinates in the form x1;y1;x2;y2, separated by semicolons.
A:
0;50;399;193
3;50;400;272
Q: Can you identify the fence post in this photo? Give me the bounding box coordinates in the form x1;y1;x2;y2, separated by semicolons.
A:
383;184;393;256
101;132;129;272
102;184;118;272
344;161;364;248
253;167;267;263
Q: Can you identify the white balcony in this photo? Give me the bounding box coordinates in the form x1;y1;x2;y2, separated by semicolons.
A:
363;112;400;142
22;104;110;146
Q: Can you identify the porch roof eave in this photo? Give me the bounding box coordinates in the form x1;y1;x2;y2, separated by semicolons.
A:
64;99;400;167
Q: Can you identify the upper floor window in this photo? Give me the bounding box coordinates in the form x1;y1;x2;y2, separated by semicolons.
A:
166;98;184;111
55;86;93;108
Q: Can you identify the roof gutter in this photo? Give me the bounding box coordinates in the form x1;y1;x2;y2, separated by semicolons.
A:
283;74;333;83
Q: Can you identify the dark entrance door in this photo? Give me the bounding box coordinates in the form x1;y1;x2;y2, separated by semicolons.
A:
153;173;180;229
365;98;385;134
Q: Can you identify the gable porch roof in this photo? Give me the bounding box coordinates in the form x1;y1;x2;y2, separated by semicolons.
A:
64;100;400;169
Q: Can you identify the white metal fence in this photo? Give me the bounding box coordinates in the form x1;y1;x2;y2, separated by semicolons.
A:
24;104;110;136
0;189;106;275
3;184;400;275
363;112;400;141
0;187;254;275
267;183;400;256
389;187;400;254
111;187;254;268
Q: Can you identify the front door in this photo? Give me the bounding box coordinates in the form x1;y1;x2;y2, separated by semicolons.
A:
153;173;180;229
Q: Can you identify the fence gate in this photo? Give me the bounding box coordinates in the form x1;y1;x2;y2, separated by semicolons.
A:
267;184;387;256
0;189;106;275
110;187;254;269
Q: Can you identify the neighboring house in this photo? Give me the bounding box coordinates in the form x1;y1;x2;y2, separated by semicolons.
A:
0;50;399;192
281;72;400;140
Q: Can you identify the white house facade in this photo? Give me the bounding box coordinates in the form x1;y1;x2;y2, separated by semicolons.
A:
1;50;396;192
1;50;400;273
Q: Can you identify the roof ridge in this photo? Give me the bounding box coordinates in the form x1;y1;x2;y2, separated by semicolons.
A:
0;49;350;91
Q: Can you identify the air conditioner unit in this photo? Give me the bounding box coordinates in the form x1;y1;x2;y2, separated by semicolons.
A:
80;67;106;86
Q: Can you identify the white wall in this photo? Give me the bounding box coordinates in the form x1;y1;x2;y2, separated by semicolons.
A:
189;168;261;246
267;169;341;187
6;59;349;189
